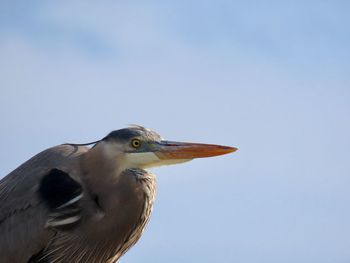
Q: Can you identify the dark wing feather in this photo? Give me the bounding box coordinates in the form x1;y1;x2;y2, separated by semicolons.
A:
0;144;88;263
39;168;83;230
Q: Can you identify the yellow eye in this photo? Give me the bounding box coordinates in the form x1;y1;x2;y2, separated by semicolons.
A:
131;139;141;148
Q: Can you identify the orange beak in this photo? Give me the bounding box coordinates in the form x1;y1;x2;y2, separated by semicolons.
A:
154;141;238;160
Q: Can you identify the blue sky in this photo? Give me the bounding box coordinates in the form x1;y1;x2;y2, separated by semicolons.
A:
1;1;350;262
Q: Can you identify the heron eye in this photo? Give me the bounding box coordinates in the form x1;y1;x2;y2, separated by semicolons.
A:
131;139;141;148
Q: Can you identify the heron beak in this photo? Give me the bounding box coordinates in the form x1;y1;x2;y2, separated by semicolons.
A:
154;141;238;160
126;140;237;169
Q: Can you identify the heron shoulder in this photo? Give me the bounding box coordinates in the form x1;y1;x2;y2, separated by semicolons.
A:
38;168;83;230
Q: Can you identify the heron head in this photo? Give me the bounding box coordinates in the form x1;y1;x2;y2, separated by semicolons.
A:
100;125;237;170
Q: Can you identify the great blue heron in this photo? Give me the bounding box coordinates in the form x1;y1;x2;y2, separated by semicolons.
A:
0;126;237;262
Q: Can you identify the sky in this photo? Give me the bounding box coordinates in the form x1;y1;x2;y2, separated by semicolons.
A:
1;1;350;262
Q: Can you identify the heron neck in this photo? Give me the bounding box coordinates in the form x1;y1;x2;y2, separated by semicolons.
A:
80;142;124;194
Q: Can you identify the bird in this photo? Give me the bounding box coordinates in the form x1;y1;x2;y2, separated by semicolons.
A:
0;125;237;263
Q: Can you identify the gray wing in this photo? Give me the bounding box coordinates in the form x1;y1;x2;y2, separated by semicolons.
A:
0;144;88;263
